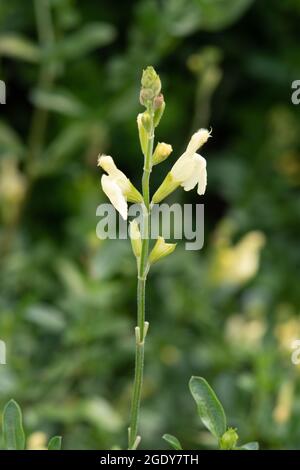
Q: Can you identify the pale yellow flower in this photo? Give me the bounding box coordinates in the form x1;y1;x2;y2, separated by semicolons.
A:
98;155;143;220
152;128;211;203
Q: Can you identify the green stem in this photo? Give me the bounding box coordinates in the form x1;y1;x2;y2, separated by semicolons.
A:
128;104;154;449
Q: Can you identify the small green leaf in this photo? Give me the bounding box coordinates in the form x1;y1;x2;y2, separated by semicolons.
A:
239;441;259;450
194;0;254;31
0;35;40;62
162;434;182;450
30;88;86;116
3;399;25;450
45;23;116;61
25;304;66;332
189;376;226;439
48;436;62;450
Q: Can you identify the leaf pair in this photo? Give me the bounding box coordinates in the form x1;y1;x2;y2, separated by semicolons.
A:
2;399;62;450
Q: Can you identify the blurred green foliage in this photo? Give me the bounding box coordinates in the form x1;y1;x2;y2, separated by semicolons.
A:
0;0;300;450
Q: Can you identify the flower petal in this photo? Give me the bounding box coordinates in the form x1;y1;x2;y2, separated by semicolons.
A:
171;153;195;182
180;154;207;195
186;128;211;155
101;175;128;220
195;154;207;195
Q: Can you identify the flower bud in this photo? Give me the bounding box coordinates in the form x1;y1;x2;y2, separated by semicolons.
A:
141;66;161;95
153;94;165;127
152;142;173;165
129;219;142;258
139;88;153;106
140;66;161;106
149;236;176;265
153;93;165;110
219;428;239;450
141;111;152;132
137;114;148;155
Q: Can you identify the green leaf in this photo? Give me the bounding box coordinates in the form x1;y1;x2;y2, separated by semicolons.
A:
0;34;40;62
162;434;182;450
30;88;86;116
165;0;204;36
194;0;254;31
48;436;62;450
165;0;254;36
239;441;259;450
25;304;66;333
3;399;26;450
40;121;106;175
189;376;226;439
45;23;116;61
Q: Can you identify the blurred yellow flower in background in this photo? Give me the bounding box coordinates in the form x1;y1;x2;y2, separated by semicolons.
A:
0;158;27;224
225;315;266;349
27;431;47;450
275;312;300;353
273;381;294;425
211;229;266;286
275;152;300;186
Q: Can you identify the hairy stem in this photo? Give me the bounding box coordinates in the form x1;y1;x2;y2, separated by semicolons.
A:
128;104;154;449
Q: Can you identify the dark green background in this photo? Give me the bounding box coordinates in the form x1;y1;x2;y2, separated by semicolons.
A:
0;0;300;449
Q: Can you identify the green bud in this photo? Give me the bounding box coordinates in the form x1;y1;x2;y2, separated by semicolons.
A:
153;94;165;127
140;88;153;106
219;428;239;450
140;66;161;106
152;142;173;165
141;111;152;133
137;114;148;155
141;66;161;94
129;219;142;259
153;93;164;110
149;236;176;265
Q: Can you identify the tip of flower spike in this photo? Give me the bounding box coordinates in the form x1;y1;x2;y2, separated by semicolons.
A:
141;66;159;87
140;66;162;106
